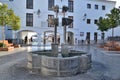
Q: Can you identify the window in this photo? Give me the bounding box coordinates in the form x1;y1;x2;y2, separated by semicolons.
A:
7;26;12;30
26;13;33;26
102;5;105;10
9;0;13;1
95;4;98;9
94;19;98;24
48;0;54;10
48;15;54;27
26;0;33;9
68;16;73;28
87;19;91;24
87;4;91;9
68;0;73;12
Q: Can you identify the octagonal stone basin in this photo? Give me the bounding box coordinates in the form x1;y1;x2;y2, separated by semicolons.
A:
27;50;91;76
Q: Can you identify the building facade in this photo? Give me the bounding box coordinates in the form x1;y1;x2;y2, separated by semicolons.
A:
0;0;117;45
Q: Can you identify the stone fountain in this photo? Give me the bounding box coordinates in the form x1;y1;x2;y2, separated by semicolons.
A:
27;5;92;76
27;49;91;76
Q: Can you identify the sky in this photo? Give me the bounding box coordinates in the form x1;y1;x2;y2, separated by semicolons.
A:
110;0;120;7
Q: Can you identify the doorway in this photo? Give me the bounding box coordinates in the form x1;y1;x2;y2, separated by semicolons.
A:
94;32;97;43
67;32;74;45
86;32;90;44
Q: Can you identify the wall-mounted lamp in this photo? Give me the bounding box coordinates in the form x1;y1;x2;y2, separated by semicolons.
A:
37;9;41;18
83;13;87;21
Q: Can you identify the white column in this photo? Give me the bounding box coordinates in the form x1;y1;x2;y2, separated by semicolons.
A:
37;33;41;46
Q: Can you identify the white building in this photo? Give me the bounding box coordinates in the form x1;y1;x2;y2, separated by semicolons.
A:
0;0;118;45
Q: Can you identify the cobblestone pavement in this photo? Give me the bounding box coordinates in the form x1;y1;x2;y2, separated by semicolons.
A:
0;46;114;80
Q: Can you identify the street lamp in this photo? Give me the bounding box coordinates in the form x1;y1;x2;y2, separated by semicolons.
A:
47;5;59;54
53;5;59;44
62;5;69;44
47;5;73;53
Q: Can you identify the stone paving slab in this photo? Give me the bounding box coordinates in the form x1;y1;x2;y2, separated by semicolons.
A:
0;47;26;57
0;46;116;80
0;58;113;80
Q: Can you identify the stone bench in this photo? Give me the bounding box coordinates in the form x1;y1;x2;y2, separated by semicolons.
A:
13;44;21;48
0;40;14;51
115;46;120;51
0;46;14;51
0;40;13;47
98;41;120;51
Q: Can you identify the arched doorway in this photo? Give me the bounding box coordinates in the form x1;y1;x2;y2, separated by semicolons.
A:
67;31;74;45
17;30;38;44
42;31;60;46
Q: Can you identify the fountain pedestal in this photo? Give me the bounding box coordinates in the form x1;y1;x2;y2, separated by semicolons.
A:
61;43;69;54
51;43;59;54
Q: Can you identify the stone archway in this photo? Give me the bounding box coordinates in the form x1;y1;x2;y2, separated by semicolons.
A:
42;30;60;45
17;30;38;44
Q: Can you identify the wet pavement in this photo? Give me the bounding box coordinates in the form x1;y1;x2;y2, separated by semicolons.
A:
0;45;117;80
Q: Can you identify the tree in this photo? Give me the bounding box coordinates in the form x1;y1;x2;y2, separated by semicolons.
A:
96;17;109;43
11;15;21;44
97;17;109;32
0;4;20;47
106;8;120;39
106;8;120;47
97;8;120;48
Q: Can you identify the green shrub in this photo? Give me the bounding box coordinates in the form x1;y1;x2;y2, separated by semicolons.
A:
0;43;6;47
